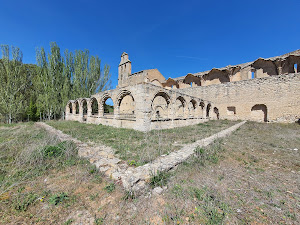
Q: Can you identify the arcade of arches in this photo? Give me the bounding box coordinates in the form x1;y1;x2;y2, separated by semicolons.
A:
65;51;300;131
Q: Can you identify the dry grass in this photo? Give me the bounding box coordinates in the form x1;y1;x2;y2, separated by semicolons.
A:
47;120;237;165
0;121;299;224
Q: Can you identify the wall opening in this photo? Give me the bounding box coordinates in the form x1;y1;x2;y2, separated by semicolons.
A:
206;103;211;118
227;106;236;115
75;101;79;114
199;101;205;118
175;96;186;118
82;100;88;115
189;99;197;117
294;64;298;73
119;94;135;115
151;92;170;120
91;98;99;115
251;71;255;79
68;102;72;114
104;98;114;115
251;104;267;122
213;107;219;120
190;82;192;87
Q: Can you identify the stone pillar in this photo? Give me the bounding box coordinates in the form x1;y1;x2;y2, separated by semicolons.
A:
133;87;152;132
79;101;84;122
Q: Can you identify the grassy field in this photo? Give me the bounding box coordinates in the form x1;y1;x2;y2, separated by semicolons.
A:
47;120;238;165
0;121;299;224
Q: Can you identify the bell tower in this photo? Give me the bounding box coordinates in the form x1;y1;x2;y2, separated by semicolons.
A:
118;52;132;87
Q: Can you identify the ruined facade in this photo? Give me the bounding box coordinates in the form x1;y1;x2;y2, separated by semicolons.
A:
66;51;300;131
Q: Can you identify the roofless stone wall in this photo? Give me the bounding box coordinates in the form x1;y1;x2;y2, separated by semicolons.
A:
180;73;300;123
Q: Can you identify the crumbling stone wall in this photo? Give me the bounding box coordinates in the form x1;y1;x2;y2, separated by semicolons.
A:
180;73;300;123
65;51;300;131
66;82;213;131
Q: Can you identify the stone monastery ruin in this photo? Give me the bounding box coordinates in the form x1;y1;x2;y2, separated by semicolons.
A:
66;50;300;131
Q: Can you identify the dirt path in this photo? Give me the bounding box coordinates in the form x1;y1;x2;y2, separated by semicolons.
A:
35;121;246;193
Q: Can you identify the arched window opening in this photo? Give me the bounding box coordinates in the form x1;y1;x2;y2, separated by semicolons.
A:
175;96;186;118
82;100;88;115
294;63;298;73
206;103;211;118
251;104;267;122
199;101;205;118
200;101;205;109
104;98;114;115
214;107;219;120
189;99;197;117
75;101;79;114
227;106;236;115
119;94;135;115
68;102;72;114
91;98;99;115
151;92;170;120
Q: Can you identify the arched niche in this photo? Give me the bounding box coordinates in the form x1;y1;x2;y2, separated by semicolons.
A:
151;91;171;120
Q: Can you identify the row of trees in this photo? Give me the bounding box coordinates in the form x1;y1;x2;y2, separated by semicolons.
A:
0;42;111;123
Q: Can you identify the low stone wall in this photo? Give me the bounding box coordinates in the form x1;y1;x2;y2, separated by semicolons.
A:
150;118;208;130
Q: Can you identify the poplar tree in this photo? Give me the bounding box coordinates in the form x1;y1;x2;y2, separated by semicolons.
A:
0;45;28;123
34;42;111;120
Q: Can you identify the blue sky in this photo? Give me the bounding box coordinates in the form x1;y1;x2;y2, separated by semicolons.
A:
1;0;299;89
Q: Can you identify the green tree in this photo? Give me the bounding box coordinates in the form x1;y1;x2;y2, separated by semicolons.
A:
34;42;111;120
0;45;29;123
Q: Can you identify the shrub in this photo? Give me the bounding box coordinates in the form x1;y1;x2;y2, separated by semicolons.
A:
48;192;69;205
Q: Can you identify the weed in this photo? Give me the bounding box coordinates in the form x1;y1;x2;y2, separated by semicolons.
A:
122;191;136;201
285;211;296;220
149;170;171;188
88;164;97;174
95;216;104;224
92;174;103;184
89;193;99;201
104;183;115;193
64;219;73;225
172;184;184;197
13;192;38;211
48;192;69;205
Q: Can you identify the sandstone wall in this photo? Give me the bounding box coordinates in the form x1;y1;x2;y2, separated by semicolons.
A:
180;73;300;122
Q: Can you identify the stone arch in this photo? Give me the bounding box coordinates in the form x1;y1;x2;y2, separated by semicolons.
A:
151;91;171;120
151;79;163;87
80;99;88;115
183;74;201;87
251;104;267;122
74;101;79;114
213;107;220;120
206;103;211;118
203;69;230;86
199;101;205;118
116;90;135;115
67;101;73;114
100;94;114;116
89;97;99;116
188;99;197;117
175;96;186;118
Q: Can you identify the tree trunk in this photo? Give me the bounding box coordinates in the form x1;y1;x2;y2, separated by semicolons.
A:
8;113;12;124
